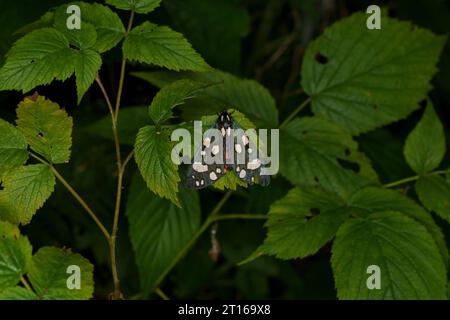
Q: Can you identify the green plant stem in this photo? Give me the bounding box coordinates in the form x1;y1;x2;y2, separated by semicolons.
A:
383;170;447;188
154;191;267;290
108;10;135;300
21;276;32;291
155;288;170;300
29;153;111;241
95;76;114;120
279;97;311;129
114;10;135;121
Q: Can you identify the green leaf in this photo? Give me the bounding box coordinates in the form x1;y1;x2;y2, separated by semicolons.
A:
247;187;348;261
0;119;28;179
332;211;447;299
70;2;125;53
0;221;32;291
126;174;200;294
212;171;247;191
301;11;446;134
28;247;94;300
416;175;450;224
149;79;207;124
106;0;161;14
16;96;73;164
404;103;445;174
123;22;210;72
74;49;102;104
0;164;55;225
280;117;376;198
0;286;39;300
132;70;278;128
134;126;180;206
0;28;75;93
85;106;149;145
348;186;449;266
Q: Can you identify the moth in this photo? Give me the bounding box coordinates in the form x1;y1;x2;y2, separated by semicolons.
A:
186;110;270;189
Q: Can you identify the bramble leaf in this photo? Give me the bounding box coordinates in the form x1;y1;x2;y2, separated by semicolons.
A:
106;0;161;14
0;119;28;179
0;28;75;93
126;174;200;294
149;79;207;125
0;221;32;291
123;22;210;72
16;96;73;164
404;103;445;174
28;247;94;300
0;286;39;300
416;175;450;225
332;211;447;299
301;12;446;134
279;117;377;198
0;164;55;225
135;126;180;206
246;187;348;262
132;70;278;128
74;49;102;104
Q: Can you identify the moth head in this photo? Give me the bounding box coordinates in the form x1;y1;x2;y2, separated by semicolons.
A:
218;110;233;129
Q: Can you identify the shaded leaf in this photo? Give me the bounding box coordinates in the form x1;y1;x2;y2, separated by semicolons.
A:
126;174;200;294
301;12;446;134
28;247;94;300
332;211;447;299
416;174;450;224
404;103;445;174
0;286;39;300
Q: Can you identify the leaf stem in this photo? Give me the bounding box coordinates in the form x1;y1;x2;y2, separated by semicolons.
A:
155;288;170;300
108;10;135;300
279;97;311;129
95;76;115;120
21;276;33;291
29;153;111;241
383;170;447;188
153;191;267;290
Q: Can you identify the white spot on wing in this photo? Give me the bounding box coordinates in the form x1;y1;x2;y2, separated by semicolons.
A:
227;128;231;136
248;148;253;154
242;135;249;145
210;172;218;180
201;180;204;185
193;162;208;172
239;169;246;178
216;168;221;173
247;159;261;170
212;145;220;155
221;128;226;136
204;138;211;148
235;144;242;153
195;181;200;187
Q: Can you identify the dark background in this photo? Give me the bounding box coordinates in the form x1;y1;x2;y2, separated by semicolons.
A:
0;0;448;299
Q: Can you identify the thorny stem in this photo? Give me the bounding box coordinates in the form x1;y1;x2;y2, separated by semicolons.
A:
279;97;311;129
153;191;267;292
29;153;111;241
383;170;447;188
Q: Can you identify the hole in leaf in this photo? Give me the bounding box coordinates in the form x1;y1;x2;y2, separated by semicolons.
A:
0;182;4;191
345;148;351;156
37;132;44;138
337;158;359;173
315;53;329;64
314;176;320;183
419;99;428;108
30;59;35;64
69;44;78;50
